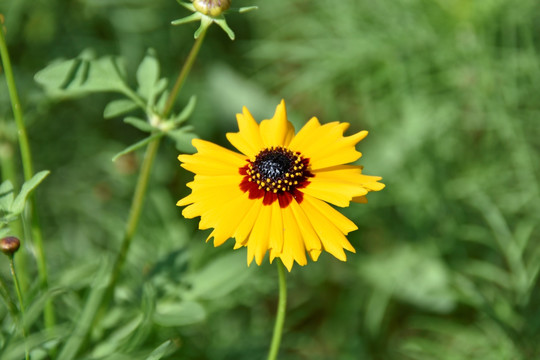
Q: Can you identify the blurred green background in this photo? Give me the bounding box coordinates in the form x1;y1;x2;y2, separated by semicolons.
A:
1;0;540;359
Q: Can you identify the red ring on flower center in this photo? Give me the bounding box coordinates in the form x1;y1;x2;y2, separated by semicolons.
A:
239;147;313;208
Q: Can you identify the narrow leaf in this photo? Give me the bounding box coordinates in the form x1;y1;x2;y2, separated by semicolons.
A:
57;260;112;360
172;95;197;125
153;301;206;327
124;117;154;133
148;78;168;108
145;340;178;360
104;99;139;119
0;180;15;212
112;133;163;162
167;127;197;153
11;171;50;215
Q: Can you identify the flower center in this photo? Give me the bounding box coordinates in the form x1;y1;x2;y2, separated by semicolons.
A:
239;147;313;207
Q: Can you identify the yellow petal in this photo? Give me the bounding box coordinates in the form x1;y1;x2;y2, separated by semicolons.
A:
226;106;264;157
246;204;272;265
234;198;263;250
177;175;242;208
279;205;307;270
302;165;384;206
352;196;368;203
309;249;322;261
301;182;366;208
289;120;368;170
289;199;321;253
258;99;295;148
305;195;357;236
179;139;246;175
269;201;284;254
299;195;357;261
205;192;254;247
287;117;321;150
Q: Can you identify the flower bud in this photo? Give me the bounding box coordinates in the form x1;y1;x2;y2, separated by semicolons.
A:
1;236;20;256
193;0;231;17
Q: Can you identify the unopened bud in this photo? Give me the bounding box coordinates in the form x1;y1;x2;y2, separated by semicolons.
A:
193;0;231;17
1;236;20;256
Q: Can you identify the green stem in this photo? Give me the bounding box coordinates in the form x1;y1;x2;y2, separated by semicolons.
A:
267;260;287;360
0;142;29;292
103;24;208;307
0;19;55;330
104;136;162;304
162;26;207;117
0;24;32;183
0;274;18;319
9;255;30;360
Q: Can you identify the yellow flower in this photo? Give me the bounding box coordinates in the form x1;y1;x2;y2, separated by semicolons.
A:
178;100;385;271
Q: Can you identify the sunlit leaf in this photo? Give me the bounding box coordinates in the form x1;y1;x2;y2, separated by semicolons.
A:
35;50;128;97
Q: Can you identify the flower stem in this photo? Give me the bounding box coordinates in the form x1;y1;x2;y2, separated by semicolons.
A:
267;259;287;360
9;255;30;360
163;26;207;117
104;136;161;305
0;19;55;330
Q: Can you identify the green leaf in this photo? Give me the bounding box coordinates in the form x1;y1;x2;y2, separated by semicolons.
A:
167;127;197;153
183;252;250;300
79;55;127;92
153;300;206;327
35;50;128;97
171;95;197;125
125;283;157;351
155;90;170;113
33;58;79;90
24;288;67;330
136;49;160;101
124;116;154;133
104;99;139;119
10;171;50;215
112;133;163;162
148;78;169;109
91;315;143;358
0;180;15;212
57;259;112;360
145;340;178;360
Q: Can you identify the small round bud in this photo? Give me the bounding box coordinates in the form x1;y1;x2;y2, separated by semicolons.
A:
193;0;231;17
1;236;20;256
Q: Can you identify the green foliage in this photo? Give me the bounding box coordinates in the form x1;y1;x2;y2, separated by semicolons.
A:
34;49;198;160
0;171;49;236
1;0;540;359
